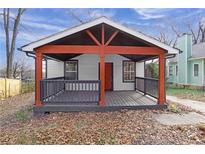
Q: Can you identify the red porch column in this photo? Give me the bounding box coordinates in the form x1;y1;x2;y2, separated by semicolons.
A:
158;53;166;104
99;47;105;106
35;50;43;106
99;24;105;106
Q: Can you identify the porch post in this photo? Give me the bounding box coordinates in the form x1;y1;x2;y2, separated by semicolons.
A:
99;24;105;106
158;53;166;104
35;50;43;106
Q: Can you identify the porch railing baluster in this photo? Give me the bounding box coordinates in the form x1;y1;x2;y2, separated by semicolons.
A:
135;77;158;99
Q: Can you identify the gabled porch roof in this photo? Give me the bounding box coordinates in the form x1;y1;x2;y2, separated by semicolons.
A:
20;17;179;55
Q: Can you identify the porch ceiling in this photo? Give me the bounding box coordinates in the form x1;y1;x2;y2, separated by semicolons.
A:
44;53;81;61
48;24;153;47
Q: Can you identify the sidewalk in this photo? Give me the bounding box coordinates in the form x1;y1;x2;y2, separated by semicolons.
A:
167;95;205;114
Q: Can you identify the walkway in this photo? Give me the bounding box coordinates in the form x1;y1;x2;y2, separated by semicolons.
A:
167;95;205;114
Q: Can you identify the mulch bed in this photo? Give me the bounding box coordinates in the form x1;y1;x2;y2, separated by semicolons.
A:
0;109;205;145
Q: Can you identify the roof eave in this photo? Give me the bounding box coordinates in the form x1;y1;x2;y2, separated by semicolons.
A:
21;17;179;54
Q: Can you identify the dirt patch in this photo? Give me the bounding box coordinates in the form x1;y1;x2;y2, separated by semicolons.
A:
0;92;34;126
0;109;205;145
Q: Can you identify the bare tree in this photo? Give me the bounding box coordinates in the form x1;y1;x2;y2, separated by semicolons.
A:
12;59;31;79
67;9;106;24
2;8;26;78
171;18;205;45
157;31;176;46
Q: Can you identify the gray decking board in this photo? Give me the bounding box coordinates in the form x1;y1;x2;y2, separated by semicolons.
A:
106;91;157;106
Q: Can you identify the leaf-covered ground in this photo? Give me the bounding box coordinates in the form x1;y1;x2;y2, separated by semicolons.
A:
1;109;205;145
0;93;205;145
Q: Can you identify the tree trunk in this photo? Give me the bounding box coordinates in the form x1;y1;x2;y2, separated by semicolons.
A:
3;8;25;78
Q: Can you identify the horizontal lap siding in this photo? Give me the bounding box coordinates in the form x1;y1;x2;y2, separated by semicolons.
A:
188;59;204;86
46;54;145;91
47;60;64;78
72;54;137;91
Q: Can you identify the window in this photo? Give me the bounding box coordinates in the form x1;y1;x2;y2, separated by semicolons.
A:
194;64;199;76
175;65;178;76
123;61;135;82
169;66;173;76
65;60;78;80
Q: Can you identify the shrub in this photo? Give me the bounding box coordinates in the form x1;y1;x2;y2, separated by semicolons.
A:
168;103;181;113
16;111;29;121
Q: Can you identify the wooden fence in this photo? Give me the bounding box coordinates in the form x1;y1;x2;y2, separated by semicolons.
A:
0;78;34;100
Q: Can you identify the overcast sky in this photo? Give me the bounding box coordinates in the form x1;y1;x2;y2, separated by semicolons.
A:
0;8;205;68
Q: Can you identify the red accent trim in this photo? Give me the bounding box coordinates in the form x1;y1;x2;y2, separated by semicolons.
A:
105;30;119;46
104;46;164;55
37;45;99;54
86;30;101;46
105;63;113;91
158;53;165;104
35;51;42;106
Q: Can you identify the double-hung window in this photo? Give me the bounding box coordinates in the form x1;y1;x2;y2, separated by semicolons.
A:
169;66;173;76
194;64;199;77
123;61;135;82
175;65;178;76
65;60;78;80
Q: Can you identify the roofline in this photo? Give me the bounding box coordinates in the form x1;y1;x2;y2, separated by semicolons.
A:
188;57;205;61
20;17;179;54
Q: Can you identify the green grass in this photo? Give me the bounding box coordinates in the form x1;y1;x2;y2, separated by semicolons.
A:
21;82;35;94
16;110;29;121
166;87;204;96
166;87;205;102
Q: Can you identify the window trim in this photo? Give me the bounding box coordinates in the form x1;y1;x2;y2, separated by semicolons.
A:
122;60;136;83
64;60;79;80
193;63;199;77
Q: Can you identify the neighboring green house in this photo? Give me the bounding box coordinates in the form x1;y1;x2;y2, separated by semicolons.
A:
168;34;205;88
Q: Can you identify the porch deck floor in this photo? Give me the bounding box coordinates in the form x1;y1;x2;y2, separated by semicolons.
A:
36;91;162;113
106;91;157;106
43;91;157;106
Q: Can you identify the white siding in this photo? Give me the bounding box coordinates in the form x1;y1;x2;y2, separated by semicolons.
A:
136;62;145;77
74;54;99;80
47;60;64;78
72;54;135;91
47;54;145;91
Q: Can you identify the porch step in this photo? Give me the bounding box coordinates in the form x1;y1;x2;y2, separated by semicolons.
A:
33;104;167;113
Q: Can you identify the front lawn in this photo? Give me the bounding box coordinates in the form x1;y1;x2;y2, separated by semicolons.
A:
0;108;205;145
166;87;205;102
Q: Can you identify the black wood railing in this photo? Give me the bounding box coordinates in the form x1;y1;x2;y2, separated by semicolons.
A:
40;79;101;103
135;77;158;99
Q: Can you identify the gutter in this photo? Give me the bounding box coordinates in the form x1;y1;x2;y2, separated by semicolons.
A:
17;48;61;61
